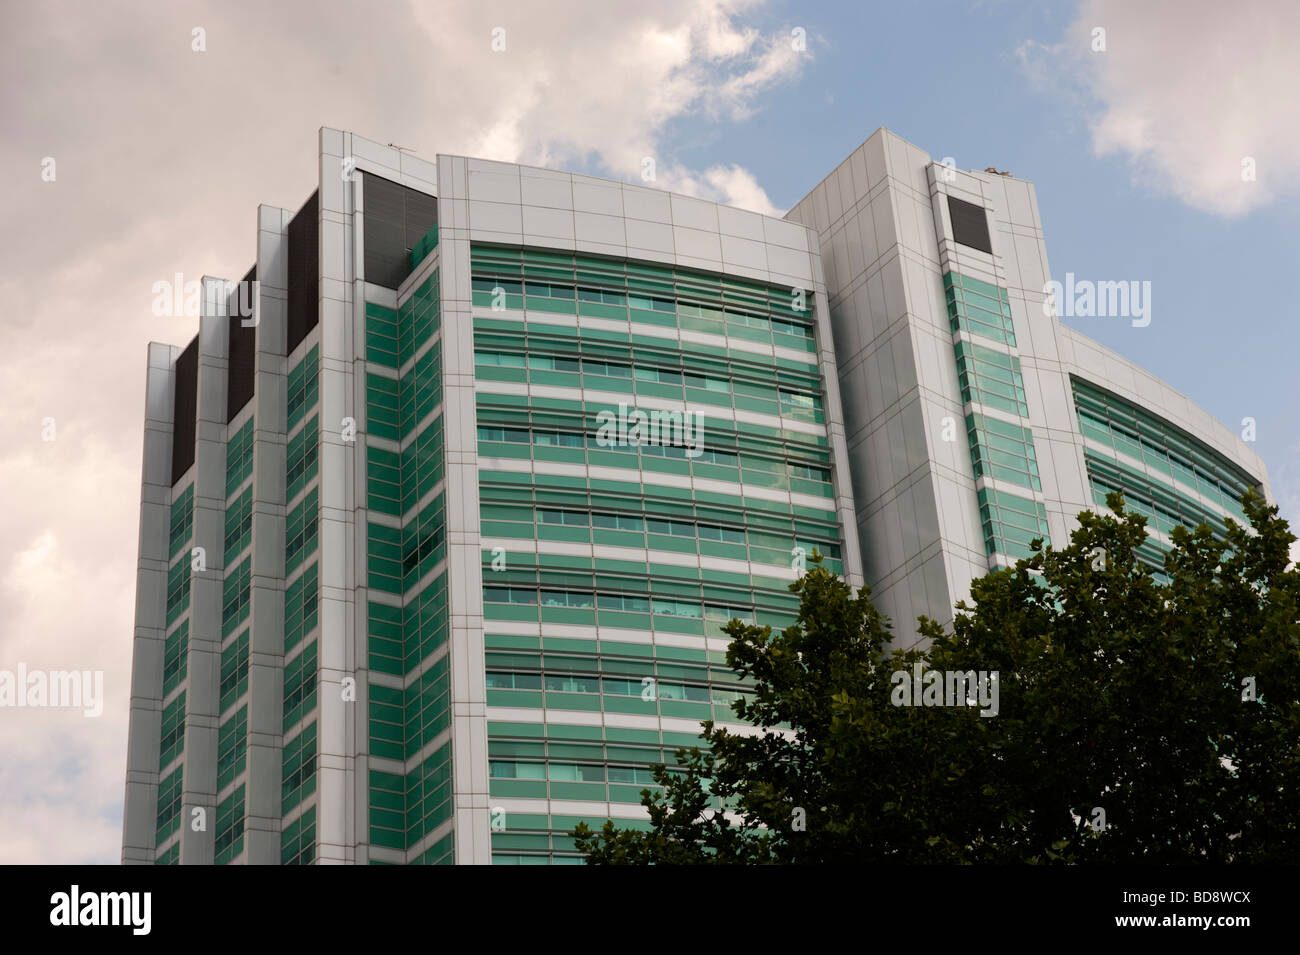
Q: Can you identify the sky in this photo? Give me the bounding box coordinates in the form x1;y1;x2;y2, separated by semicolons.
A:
1;0;1297;864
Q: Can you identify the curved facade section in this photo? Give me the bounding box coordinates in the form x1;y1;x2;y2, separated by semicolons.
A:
1059;326;1268;578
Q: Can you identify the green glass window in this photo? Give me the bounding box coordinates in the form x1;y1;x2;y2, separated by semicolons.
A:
282;721;317;813
214;785;245;865
225;418;255;498
155;765;183;846
286;487;319;574
944;272;1016;346
223;486;253;564
165;553;191;627
159;691;186;769
287;415;319;503
217;706;247;792
222;557;251;638
966;412;1042;491
219;630;249;713
284;640;318;731
288;347;319;431
162;620;188;697
281;806;317;865
285;562;319;654
168;485;194;559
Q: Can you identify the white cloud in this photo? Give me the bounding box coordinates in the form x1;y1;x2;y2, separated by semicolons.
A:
1022;0;1300;216
0;0;807;863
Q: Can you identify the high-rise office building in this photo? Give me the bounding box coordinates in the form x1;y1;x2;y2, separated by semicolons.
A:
122;127;1269;865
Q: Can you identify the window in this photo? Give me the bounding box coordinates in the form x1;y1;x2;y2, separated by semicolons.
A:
684;373;731;393
634;366;681;385
652;597;701;618
592;512;644;532
282;722;317;813
628;293;675;312
697;523;746;544
705;604;755;624
486;672;542;690
163;621;188;697
582;359;632;378
159;692;186;769
696;448;739;467
948;196;992;254
483;586;537;605
577;287;626;306
655;681;712;702
534;431;584;448
214;785;245;865
473;276;522;295
545;674;600;694
540;590;594;609
477;425;531;444
538;509;589;526
780;390;820;410
475;350;527;368
525;280;575;300
286;415;319;501
646;517;694;537
217;706;247;792
789;462;831;483
220;630;249;713
528;354;581;373
597;593;651;613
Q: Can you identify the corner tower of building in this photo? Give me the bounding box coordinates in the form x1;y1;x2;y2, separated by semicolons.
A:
786;128;1269;642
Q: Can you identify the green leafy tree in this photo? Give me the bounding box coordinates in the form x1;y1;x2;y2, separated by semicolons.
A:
573;493;1300;863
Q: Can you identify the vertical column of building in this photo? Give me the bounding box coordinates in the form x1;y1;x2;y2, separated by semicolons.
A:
177;280;231;863
242;207;291;863
316;130;358;862
122;343;181;863
434;154;492;864
926;168;1051;571
805;251;864;591
785;133;963;637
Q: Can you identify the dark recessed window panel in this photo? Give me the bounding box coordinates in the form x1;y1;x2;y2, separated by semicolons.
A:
171;335;199;485
948;195;992;254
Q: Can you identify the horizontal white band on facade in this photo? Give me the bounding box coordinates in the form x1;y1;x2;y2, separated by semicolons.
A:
470;305;821;369
474;380;828;440
488;797;650;823
484;618;733;655
479;456;838;515
479;536;801;584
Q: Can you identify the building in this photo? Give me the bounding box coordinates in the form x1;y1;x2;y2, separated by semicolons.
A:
121;127;1269;865
787;129;1269;633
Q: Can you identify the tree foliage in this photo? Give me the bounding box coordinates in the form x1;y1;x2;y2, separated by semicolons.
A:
573;493;1300;863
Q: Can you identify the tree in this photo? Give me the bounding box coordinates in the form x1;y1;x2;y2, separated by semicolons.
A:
573;492;1300;863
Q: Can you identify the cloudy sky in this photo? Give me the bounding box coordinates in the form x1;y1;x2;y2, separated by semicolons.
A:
2;0;1297;864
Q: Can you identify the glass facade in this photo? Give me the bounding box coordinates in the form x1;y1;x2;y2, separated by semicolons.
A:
1072;377;1261;579
364;267;454;863
278;342;321;866
944;272;1049;563
468;244;840;863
